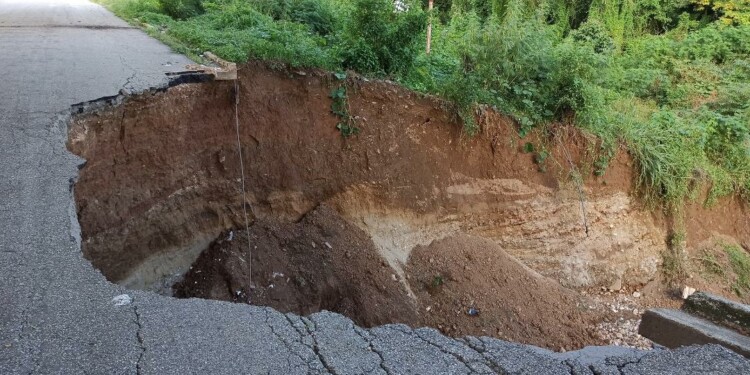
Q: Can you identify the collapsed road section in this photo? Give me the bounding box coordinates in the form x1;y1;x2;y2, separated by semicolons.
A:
67;61;750;355
6;1;750;373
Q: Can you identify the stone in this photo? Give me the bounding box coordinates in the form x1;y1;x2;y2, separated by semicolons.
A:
609;278;623;292
682;286;697;300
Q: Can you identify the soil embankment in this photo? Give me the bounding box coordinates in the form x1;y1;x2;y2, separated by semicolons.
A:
67;61;750;349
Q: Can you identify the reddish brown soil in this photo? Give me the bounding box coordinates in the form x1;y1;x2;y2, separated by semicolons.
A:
683;194;750;251
685;236;750;304
406;234;605;350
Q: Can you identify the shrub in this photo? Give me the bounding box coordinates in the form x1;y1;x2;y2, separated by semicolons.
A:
289;0;338;35
726;244;750;296
338;0;427;76
158;0;203;19
693;0;750;25
570;20;616;53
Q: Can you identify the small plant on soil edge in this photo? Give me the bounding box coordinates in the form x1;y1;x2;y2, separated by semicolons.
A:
330;72;359;137
662;230;689;287
725;244;750;297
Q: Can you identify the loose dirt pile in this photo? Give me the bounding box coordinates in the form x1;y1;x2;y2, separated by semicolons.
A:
174;205;419;327
406;234;604;350
174;206;605;349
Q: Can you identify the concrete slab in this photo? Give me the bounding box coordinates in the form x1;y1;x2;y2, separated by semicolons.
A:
684;292;750;334
639;309;750;358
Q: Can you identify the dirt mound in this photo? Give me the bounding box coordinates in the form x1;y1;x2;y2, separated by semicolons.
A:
175;210;604;350
407;234;605;350
173;204;419;327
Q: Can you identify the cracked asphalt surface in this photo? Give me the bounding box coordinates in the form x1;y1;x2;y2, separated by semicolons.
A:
1;1;750;374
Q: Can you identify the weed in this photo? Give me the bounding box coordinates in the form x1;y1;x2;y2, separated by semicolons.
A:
725;244;750;296
534;149;550;166
532;144;550;172
521;141;551;172
662;231;688;286
697;249;726;277
159;0;203;19
329;74;359;137
432;275;445;288
593;144;615;177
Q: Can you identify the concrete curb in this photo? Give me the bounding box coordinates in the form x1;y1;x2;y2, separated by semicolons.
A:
684;292;750;334
639;308;750;357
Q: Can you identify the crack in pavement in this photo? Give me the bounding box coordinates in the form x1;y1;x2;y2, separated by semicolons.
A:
613;354;646;375
460;338;511;375
131;301;146;375
587;364;601;375
562;360;577;375
16;269;49;375
301;318;340;375
119;56;138;94
13;303;34;374
283;313;332;373
412;330;484;374
263;309;315;372
353;328;392;375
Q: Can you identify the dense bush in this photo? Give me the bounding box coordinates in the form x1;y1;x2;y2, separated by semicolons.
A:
570;20;616;53
693;0;750;25
338;0;426;76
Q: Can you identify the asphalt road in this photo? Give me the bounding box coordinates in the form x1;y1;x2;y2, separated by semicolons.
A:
1;1;749;374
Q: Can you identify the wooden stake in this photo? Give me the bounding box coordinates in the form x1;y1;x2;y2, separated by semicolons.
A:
426;0;433;55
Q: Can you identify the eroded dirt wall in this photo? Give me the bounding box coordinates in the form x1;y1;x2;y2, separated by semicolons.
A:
67;62;747;292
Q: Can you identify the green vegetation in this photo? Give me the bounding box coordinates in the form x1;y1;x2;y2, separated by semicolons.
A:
432;275;445;287
694;243;750;297
697;248;726;277
97;0;750;208
725;244;750;296
663;230;688;285
330;72;359;137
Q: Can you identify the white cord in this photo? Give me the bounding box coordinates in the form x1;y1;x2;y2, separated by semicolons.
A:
233;78;254;290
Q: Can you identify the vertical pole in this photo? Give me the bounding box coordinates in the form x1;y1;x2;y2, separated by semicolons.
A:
426;0;433;55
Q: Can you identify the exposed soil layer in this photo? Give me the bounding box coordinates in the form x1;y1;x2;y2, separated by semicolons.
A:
68;62;675;291
67;61;750;350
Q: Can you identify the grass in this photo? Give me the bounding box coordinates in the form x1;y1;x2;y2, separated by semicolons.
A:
95;0;206;62
663;231;688;286
95;0;337;67
693;243;750;298
697;249;726;278
725;244;750;297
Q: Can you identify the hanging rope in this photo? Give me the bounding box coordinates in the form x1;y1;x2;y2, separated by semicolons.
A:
233;78;255;291
559;137;590;237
